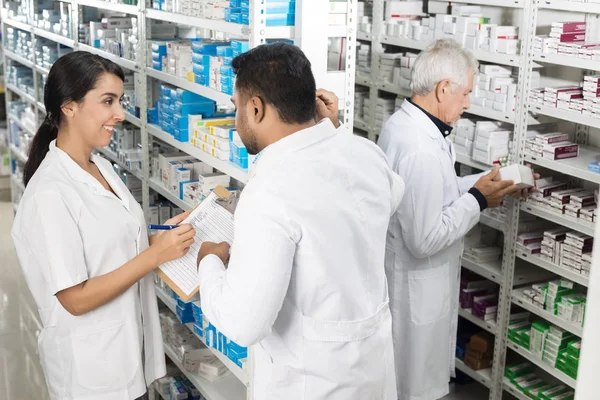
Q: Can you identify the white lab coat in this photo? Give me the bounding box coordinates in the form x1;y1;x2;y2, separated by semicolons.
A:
198;119;404;400
12;141;165;400
378;100;483;400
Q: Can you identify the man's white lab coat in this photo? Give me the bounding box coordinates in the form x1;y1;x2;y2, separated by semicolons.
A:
198;119;404;400
378;100;483;400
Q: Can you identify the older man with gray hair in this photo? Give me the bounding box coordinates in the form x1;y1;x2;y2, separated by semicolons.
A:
378;39;519;400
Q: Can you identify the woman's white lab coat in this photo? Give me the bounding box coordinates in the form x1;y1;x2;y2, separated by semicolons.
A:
198;119;405;400
12;141;165;399
378;100;483;400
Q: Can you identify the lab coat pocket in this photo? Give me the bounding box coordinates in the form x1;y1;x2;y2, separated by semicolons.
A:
70;320;138;391
408;264;450;326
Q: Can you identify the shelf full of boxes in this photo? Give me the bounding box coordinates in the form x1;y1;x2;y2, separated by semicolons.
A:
355;1;600;399
2;0;357;399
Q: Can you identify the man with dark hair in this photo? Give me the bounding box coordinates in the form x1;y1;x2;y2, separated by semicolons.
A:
196;43;403;399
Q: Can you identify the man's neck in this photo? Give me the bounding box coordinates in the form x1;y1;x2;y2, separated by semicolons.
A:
261;119;317;149
410;95;442;120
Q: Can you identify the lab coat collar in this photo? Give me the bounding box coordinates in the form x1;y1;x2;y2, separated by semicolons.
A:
401;100;447;141
250;118;337;178
407;99;453;138
48;140;130;208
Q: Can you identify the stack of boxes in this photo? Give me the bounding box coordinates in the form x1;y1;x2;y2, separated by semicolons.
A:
508;319;532;349
34;0;72;38
504;363;575;399
528;178;598;223
525;130;579;161
535;21;597;58
6;28;34;62
471;64;520;114
582;75;600;118
531;74;600;121
519;279;587;328
373;97;397;134
382;5;520;55
459;272;497;319
356;42;371;76
472;121;511;166
86;16;140;61
463;332;494;371
35;39;71;71
225;0;296;26
152;0;226;18
358;1;373;34
517;231;544;255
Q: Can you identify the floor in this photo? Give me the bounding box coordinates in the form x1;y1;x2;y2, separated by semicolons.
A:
0;190;489;400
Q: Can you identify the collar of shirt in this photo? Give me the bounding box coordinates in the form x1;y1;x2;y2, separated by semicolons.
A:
48;140;131;208
407;98;453;138
249;118;338;177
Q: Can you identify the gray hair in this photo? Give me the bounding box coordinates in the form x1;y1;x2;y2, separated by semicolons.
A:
410;39;478;96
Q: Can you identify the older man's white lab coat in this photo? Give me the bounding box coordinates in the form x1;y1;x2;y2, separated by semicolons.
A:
378;100;483;400
198;119;404;400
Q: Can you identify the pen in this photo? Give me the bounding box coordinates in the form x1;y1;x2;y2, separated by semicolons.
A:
148;224;179;230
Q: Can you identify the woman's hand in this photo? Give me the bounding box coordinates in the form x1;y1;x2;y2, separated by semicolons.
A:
149;210;191;245
150;224;196;266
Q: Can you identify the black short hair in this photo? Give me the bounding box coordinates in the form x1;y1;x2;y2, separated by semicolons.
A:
232;42;316;124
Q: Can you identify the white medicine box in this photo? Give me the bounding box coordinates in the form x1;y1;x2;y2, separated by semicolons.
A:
499;164;535;190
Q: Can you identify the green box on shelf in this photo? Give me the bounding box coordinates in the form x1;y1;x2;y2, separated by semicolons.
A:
517;377;546;393
567;340;581;358
505;361;534;380
539;384;570;400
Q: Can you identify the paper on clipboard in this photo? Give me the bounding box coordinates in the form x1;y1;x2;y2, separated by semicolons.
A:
156;186;239;301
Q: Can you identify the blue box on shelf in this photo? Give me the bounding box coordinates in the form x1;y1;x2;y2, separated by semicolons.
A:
176;297;194;310
220;75;234;87
217;46;234;57
205;323;218;348
191;301;202;318
174;101;215;117
223;56;233;66
175;304;194;324
175;88;210;104
192;41;230;56
231;40;249;54
151;60;162;71
231;0;241;7
192;53;211;66
174;129;189;142
194;74;209;86
589;161;600;174
232;153;249;169
228;340;248;357
241;12;295;26
229;12;243;24
225;7;242;22
192;63;210;76
147;108;158;124
231;141;249;159
159;85;170;96
192;323;204;339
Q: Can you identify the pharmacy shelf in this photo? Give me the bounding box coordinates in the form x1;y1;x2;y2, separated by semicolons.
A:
148;124;249;183
456;153;491;171
6;83;41;110
533;53;600;72
467;104;517;124
78;44;138;71
10;145;28;164
462;256;503;284
32;28;75;48
163;343;246;400
124;111;142;127
146;68;231;105
529;103;600;130
455;358;493;388
355;74;371;86
155;285;249;386
507;340;576;388
96;147;144;181
77;0;139;14
145;9;294;39
148;178;193;211
3;18;33;33
480;213;508;232
521;202;595;237
35;64;50;76
354;118;370;132
381;37;522;67
538;0;600;13
377;82;410;97
458;307;498;335
511;287;583;337
503;379;531;400
357;31;372;41
444;0;524;7
524;148;600;185
4;50;34;69
8;114;36;136
516;252;589;287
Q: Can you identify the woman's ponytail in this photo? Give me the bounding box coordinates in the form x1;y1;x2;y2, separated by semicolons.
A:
23;112;58;187
21;51;124;187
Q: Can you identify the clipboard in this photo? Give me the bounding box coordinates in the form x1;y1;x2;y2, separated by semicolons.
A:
156;185;240;301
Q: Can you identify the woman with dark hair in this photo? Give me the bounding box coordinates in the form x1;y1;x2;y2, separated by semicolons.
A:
11;51;195;399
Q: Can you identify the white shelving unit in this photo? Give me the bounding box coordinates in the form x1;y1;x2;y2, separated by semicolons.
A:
458;307;498;335
357;1;595;399
507;341;576;388
2;1;357;399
